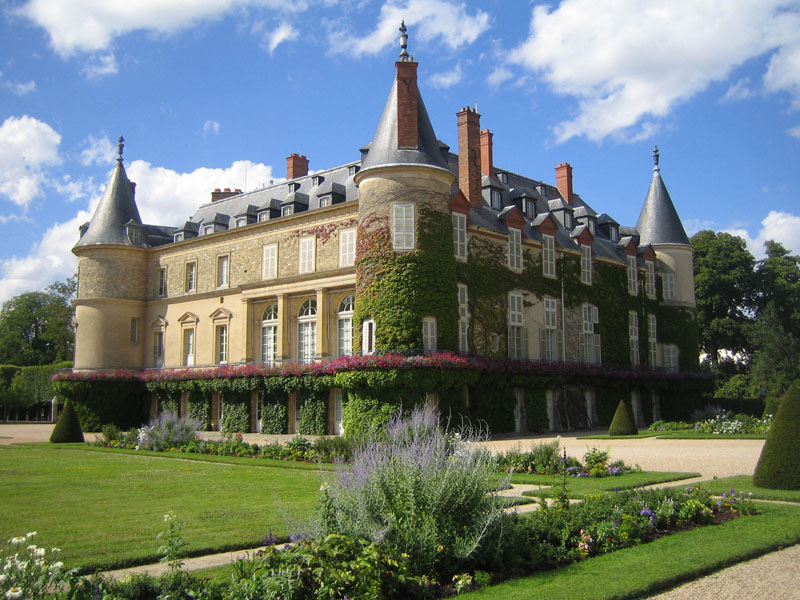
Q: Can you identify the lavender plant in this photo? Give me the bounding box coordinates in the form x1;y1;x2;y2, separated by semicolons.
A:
137;412;201;452
317;405;505;580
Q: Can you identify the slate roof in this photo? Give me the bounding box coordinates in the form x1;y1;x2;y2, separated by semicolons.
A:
636;166;690;246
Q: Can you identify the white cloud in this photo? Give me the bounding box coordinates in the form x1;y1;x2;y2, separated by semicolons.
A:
720;77;755;103
0;74;37;96
788;124;800;138
724;210;800;258
487;66;512;87
332;0;489;57
429;63;462;89
79;134;116;166
18;0;297;57
203;120;221;137
81;53;119;79
0;115;62;208
509;0;800;144
265;21;298;54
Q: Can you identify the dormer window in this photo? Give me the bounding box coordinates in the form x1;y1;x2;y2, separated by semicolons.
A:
282;205;294;217
524;199;536;218
235;217;247;228
312;175;324;186
174;232;184;242
610;224;619;242
498;172;508;184
288;182;300;192
563;212;573;229
127;225;141;245
491;189;502;210
348;165;359;176
203;224;214;236
258;211;269;222
319;196;332;208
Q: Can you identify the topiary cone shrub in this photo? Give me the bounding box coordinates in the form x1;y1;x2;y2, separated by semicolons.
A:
608;399;637;436
50;400;85;443
753;382;800;490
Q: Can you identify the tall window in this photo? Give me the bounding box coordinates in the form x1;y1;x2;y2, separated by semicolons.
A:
261;304;278;365
392;203;414;250
281;205;294;216
183;329;195;366
262;244;277;279
664;344;679;373
337;295;354;356
542;234;556;278
580;245;592;284
458;283;469;353
508;228;522;270
540;297;560;361
508;292;525;359
216;324;228;364
524;199;535;218
663;273;676;300
297;299;317;364
422;317;437;352
217;255;229;288
158;267;167;297
580;304;601;364
490;189;502;210
645;260;656;299
153;331;164;367
339;228;356;267
627;255;638;295
130;318;139;343
299;236;315;274
453;213;467;260
629;311;640;366
362;318;375;355
647;314;657;367
185;261;196;293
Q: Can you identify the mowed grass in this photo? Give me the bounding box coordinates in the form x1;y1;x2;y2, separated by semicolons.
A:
510;471;698;498
0;444;325;572
670;475;800;503
464;502;800;599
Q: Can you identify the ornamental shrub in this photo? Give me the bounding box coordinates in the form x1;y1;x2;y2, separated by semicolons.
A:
50;400;84;443
762;397;781;419
608;399;637;436
318;405;504;581
138;412;201;451
753;382;800;490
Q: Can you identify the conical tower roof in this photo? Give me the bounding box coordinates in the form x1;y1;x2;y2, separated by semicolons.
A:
636;147;689;246
359;23;450;174
75;136;143;248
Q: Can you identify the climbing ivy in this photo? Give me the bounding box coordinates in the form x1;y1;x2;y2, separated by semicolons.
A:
297;390;328;435
221;390;250;434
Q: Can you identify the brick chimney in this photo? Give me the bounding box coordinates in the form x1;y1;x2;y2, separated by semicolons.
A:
555;162;573;205
457;107;482;208
211;187;240;202
395;60;419;149
480;129;493;178
286;153;309;180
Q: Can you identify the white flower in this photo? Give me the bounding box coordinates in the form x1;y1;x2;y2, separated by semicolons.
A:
50;548;60;554
5;587;23;599
25;532;36;539
26;545;36;552
0;573;6;582
9;537;25;546
33;548;45;558
51;561;64;570
17;562;27;570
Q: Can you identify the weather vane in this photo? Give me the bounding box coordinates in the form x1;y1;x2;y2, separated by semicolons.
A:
117;135;125;163
399;21;409;61
653;145;659;168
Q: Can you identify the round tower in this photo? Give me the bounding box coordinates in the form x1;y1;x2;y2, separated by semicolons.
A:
353;24;458;353
72;137;149;369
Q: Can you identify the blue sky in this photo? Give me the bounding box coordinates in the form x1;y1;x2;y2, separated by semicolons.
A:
1;0;799;303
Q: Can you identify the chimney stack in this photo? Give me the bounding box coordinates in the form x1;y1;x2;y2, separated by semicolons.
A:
286;153;309;180
457;107;482;208
480;129;493;178
395;60;419;149
211;188;240;202
555;162;573;205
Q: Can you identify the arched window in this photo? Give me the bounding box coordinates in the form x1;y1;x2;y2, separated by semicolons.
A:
337;294;355;356
261;304;278;365
297;299;317;364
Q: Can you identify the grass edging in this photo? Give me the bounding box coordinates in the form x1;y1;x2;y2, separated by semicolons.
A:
669;475;800;504
463;503;800;599
511;471;699;498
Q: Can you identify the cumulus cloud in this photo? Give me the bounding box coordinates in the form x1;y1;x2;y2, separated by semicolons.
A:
429;63;463;89
18;0;296;57
81;53;119;79
332;0;489;57
724;210;800;258
0;74;36;96
0;115;62;208
508;0;800;143
720;77;755;103
264;21;298;54
202;120;221;137
79;134;116;166
487;66;513;87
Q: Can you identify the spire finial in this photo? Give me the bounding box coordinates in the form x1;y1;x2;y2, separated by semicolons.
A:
399;21;409;61
652;145;659;170
117;135;125;163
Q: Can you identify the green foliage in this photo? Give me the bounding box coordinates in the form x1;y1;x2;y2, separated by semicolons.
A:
187;391;211;431
138;412;201;451
341;391;399;439
8;362;71;408
0;276;76;366
297;392;327;435
154;387;181;414
50;400;84;443
469;378;516;433
748;302;800;396
608;399;637;436
54;379;148;431
0;364;22;406
763;397;781;419
157;511;189;574
260;394;288;434
220;391;250;434
753;383;800;489
524;387;549;432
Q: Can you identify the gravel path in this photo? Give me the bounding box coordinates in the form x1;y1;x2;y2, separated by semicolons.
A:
1;424;795;598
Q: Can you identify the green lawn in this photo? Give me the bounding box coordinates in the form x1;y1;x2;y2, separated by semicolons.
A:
661;431;767;439
510;471;699;498
465;503;800;599
0;443;325;572
578;430;666;439
670;475;800;503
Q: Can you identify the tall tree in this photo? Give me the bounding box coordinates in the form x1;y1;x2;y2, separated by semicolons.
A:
754;241;800;341
0;276;75;366
691;230;755;363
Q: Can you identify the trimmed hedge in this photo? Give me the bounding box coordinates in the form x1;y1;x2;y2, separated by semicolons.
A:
53;379;148;431
762;397;781;419
753;383;800;490
50;400;84;443
608;399;637;435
